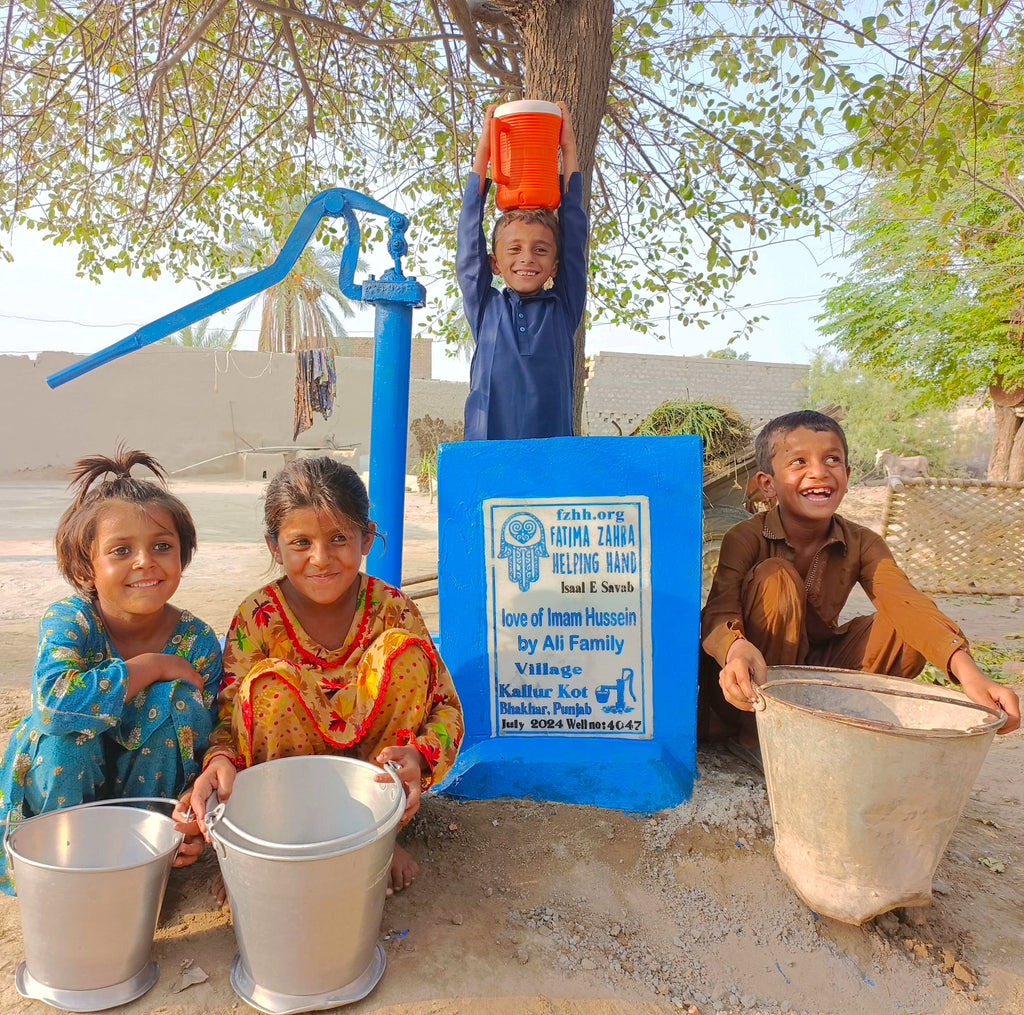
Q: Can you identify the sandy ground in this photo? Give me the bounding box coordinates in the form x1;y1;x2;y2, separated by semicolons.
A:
1;481;1023;1015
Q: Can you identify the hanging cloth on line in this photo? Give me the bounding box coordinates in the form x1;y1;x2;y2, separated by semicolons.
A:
293;348;337;440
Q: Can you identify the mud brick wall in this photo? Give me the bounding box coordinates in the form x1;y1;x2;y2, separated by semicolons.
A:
581;352;809;435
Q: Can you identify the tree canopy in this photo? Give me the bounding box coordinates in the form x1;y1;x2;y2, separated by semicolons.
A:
3;0;1023;396
818;32;1024;401
817;31;1024;477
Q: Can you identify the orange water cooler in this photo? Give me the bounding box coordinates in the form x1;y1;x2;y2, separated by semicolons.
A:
490;99;562;211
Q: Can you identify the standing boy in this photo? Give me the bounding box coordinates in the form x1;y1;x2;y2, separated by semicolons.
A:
457;101;588;440
700;410;1020;759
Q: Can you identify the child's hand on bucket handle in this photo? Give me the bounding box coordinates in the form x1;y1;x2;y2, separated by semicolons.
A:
170;794;205;868
718;636;768;712
170;785;205;867
175;756;238;841
376;745;429;822
950;650;1021;734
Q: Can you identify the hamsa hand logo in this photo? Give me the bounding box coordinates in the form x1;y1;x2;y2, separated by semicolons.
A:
498;512;548;591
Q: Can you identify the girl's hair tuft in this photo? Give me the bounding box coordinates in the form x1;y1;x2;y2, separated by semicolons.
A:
55;444;197;595
66;444;169;509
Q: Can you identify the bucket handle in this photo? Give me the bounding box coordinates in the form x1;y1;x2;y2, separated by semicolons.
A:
205;790;228;859
762;678;1006;715
967;718;1007;734
1;813;18;863
205;762;404;855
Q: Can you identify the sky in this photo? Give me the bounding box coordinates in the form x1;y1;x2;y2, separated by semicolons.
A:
0;225;846;382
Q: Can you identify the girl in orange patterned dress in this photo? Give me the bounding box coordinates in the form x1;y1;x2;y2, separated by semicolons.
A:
174;457;463;894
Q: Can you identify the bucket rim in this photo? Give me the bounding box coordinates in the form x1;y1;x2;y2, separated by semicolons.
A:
6;798;182;876
757;677;1005;738
207;756;404;860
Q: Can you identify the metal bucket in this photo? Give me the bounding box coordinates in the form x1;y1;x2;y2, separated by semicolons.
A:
755;666;1004;925
207;755;404;1001
5;798;181;994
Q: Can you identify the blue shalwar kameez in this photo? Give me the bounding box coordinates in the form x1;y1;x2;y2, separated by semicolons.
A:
457;171;589;440
0;596;221;894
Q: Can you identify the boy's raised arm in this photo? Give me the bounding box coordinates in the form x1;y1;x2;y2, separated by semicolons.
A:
473;104;496;194
458;103;499;321
550;102;587;326
556;100;579;184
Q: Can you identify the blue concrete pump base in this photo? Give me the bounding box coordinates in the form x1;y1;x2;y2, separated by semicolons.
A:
436;736;693;813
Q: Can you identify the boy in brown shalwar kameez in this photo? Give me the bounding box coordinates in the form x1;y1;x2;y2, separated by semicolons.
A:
699;411;1019;767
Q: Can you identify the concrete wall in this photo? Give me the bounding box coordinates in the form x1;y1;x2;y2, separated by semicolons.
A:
0;347;811;478
0;348;468;478
344;335;433;379
581;352;809;435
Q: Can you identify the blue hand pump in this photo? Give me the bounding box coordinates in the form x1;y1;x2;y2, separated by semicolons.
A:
45;190;426;586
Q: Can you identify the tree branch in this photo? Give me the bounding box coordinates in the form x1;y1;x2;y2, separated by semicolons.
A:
606;104;740;274
773;0;999;106
242;0;453;47
443;0;518;86
610;75;768;175
969;166;1024;217
427;0;466;193
147;0;229;94
281;7;318;137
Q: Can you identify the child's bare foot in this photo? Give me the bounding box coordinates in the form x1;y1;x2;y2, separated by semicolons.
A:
387;844;418;896
212;872;228;907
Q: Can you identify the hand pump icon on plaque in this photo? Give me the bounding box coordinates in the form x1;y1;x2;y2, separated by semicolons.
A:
595;668;637;714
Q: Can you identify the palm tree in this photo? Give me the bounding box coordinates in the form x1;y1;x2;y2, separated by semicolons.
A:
161;319;236;349
223;199;355;354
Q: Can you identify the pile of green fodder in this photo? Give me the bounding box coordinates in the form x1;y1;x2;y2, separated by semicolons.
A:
631;399;752;469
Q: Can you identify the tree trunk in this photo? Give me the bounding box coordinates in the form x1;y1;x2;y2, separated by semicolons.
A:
989;403;1021;480
502;0;614;433
1007;411;1024;482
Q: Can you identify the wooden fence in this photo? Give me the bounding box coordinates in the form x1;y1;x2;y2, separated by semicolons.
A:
881;477;1024;596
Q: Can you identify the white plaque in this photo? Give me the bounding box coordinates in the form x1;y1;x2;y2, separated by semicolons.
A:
484;496;653;738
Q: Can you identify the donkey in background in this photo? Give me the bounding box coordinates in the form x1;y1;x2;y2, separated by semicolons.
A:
875;449;930;489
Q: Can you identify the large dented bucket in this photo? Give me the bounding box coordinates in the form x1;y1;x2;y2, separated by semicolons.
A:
755;666;1003;925
207;756;404;1010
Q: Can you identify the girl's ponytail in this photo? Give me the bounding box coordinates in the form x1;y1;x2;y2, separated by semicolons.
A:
66;444;168;511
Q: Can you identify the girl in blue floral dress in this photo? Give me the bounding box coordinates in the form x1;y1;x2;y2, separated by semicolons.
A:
0;448;221;894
